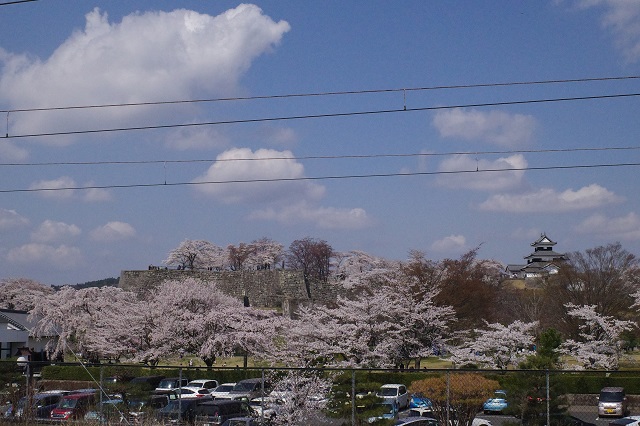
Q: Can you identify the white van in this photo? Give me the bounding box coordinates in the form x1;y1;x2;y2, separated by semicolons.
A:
378;384;409;410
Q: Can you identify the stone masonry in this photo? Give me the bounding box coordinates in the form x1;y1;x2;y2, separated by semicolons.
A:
118;269;338;317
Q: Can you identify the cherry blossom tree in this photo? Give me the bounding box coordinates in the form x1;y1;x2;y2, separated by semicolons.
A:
449;320;538;369
283;266;455;368
145;277;279;365
30;286;139;360
163;239;225;270
560;304;636;370
247;237;284;270
0;277;53;311
267;370;332;426
331;250;393;290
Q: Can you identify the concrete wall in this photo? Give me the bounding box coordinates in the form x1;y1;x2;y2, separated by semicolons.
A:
119;269;338;317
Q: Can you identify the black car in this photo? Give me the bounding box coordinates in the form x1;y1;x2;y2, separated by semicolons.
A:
13;391;67;419
194;400;255;425
156;398;202;424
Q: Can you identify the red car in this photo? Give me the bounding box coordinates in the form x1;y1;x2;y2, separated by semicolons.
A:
50;392;96;421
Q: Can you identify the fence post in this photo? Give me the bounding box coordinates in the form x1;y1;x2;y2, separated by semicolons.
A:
546;370;550;426
178;367;183;423
446;370;450;426
351;369;356;426
99;365;104;425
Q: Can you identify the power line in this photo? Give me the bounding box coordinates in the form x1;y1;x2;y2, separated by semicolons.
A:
0;0;38;5
1;75;639;114
2;145;640;167
4;161;639;194
5;91;640;139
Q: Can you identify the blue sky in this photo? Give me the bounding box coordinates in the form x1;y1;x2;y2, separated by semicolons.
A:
1;0;640;285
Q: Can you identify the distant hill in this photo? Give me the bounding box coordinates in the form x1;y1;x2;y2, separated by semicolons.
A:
67;277;119;290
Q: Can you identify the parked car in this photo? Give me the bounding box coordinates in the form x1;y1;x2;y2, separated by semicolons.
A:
210;383;237;400
483;390;508;414
228;378;270;401
410;393;433;410
396;417;439;426
156;398;201;424
13;391;68;419
188;379;220;391
129;375;165;392
83;397;124;423
378;384;410;410
607;416;640;426
155;377;190;394
248;397;280;420
400;414;491;426
368;401;399;423
176;386;214;400
50;392;96;421
125;394;170;424
193;399;255;425
598;387;628;417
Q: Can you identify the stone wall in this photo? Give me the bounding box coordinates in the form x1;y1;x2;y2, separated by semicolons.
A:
119;269;338;317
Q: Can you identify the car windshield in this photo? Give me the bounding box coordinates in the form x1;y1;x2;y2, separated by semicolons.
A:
600;391;624;402
215;385;234;392
234;382;258;391
380;388;398;396
158;379;178;389
59;398;79;409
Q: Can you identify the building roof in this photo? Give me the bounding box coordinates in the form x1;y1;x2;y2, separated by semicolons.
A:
523;250;566;261
0;309;30;332
531;232;556;247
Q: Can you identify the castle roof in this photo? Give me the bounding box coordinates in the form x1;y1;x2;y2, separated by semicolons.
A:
531;232;556;247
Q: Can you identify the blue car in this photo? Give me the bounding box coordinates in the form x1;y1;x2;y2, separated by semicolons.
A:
410;394;433;410
483;390;508;414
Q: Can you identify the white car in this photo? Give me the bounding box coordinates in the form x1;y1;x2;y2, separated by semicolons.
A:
186;379;219;391
378;384;410;410
210;383;237;400
174;386;212;400
608;417;640;426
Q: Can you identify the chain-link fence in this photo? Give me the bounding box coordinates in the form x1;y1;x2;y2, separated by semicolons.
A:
1;360;637;425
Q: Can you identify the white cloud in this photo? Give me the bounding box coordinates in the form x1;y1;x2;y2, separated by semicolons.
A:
90;221;136;242
431;235;467;252
192;147;325;204
0;208;29;230
249;201;373;230
32;220;81;243
575;0;640;63
28;176;77;199
436;154;527;191
6;243;83;270
84;186;113;202
0;5;291;140
575;212;640;240
478;184;623;213
433;108;536;147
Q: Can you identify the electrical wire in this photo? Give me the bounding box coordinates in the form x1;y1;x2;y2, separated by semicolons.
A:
1;75;639;114
0;0;38;5
0;75;640;113
5;91;640;139
3;161;639;194
1;145;639;167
